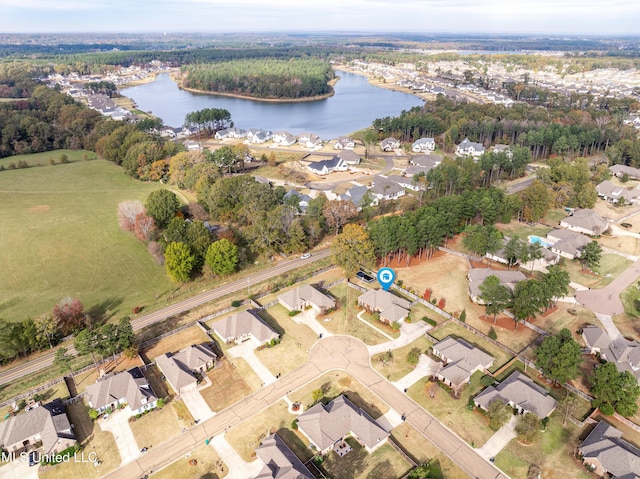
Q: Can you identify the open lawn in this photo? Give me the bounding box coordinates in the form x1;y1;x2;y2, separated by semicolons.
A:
150;444;227;479
372;336;433;382
495;221;553;241
543;208;569;225
226;400;295;461
593;198;638;222
289;372;389;419
390;423;468;479
324;284;388;345
129;401;190;448
142;325;210;362
599;233;640;257
463;315;540;353
563;254;631;288
620;281;640;318
534;303;596;339
255;305;317;375
495;413;591;479
200;359;253;412
429;322;513;372
0;160;173;321
408;372;494;448
0;149;97;169
321;437;412;479
39;401;121;479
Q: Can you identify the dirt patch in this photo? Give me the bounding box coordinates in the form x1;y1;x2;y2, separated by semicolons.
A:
478;314;519;331
28;204;50;213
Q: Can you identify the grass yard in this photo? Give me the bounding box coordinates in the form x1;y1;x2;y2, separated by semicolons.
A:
39;401;121;479
620;281;640;318
495;221;553;241
73;356;144;394
372;336;433;382
255;305;317;375
200;359;253;412
543;208;569;225
0;149;97;169
495;413;591;479
142;325;211;362
324;284;388;345
129;401;191;448
429;322;513;372
0;160;173;322
599;233;640;257
359;310;401;339
391;423;468;479
593;198;638;222
562;254;631;288
408;372;494;448
534;303;596;340
289;372;389;419
150;444;227;479
321;437;412;479
226;400;295;461
463;314;540;353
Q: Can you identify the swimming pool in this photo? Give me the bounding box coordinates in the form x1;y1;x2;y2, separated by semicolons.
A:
528;235;552;248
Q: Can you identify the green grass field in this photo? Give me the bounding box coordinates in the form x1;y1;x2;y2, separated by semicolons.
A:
0;159;174;321
0;149;97;169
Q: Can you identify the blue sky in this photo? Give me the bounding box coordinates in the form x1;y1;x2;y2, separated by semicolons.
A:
2;0;638;35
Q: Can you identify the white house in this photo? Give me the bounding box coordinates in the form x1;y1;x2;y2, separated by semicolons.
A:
246;129;273;144
559;209;608;236
381;137;400;151
298;133;322;148
370;177;405;200
412;137;436;153
272;131;297;146
307;156;348;175
456;138;485;158
334;137;356;150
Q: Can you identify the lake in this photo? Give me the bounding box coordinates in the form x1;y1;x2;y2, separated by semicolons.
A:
120;70;424;139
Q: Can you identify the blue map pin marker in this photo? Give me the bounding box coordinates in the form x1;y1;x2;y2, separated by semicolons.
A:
377;267;396;291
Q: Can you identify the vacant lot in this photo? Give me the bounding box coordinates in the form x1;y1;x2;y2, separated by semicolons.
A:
495;413;591;479
372;336;433;381
150;444;227;479
321;437;412;479
200;359;253;412
0;160;173;321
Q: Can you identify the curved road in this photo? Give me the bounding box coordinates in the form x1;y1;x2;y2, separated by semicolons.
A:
0;249;331;387
102;336;508;479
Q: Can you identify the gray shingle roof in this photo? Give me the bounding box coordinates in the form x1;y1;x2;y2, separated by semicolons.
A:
468;268;525;301
211;310;278;344
254;433;314;479
85;367;157;412
580;421;640;478
278;284;336;312
560;209;608;235
155;344;217;393
433;336;494;383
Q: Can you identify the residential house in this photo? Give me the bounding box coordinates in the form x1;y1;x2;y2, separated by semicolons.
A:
467;268;526;304
582;325;640;381
272;131;297;146
474;370;557;418
278;284;336;314
409;154;442;171
284;190;312;214
370;177;406;201
412;138;436;153
334;137;356;150
492;144;513;158
485;236;513;265
597;180;640;204
609;164;640;180
456;138;485;158
85;367;158;416
155;344;217;395
211;310;279;345
298;133;322;148
432;337;494;387
306;156;348;176
296;395;389;454
357;289;411;325
339;184;377;210
247;129;273;144
159;126;177;138
385;174;425;191
403;164;432;177
227;127;247;139
578;420;640;478
546;229;591;260
336;150;361;165
183;140;202;151
254;433;314;479
214;128;230;140
0;399;75;455
560;209;608;236
380;137;400;152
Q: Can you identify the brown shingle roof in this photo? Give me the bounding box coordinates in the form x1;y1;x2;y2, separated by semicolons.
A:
278;284;336;312
254;433;314;479
211;310;278;344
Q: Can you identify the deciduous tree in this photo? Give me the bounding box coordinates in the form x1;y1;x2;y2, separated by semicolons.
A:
331;224;376;279
145;189;181;229
52;297;86;335
487;399;511;431
204;239;239;276
117;200;144;232
591;362;640;417
535;328;582;385
479;275;512;323
515;413;541;443
164;241;196;282
322;200;358;235
580;241;602;272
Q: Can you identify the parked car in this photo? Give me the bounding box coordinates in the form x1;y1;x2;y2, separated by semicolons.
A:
28;451;38;467
140;447;148;453
300;253;311;259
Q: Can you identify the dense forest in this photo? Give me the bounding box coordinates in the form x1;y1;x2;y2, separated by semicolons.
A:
182;58;335;99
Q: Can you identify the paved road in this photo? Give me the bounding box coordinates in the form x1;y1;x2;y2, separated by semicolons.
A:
101;336;508;479
0;250;331;387
575;259;640;315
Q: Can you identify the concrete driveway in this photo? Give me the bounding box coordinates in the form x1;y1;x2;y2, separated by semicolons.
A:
227;340;277;386
0;456;39;479
99;410;140;465
392;354;439;391
476;416;517;460
294;309;330;337
181;388;214;420
210;434;262;479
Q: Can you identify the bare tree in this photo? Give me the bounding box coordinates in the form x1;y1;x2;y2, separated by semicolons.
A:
322;199;358;235
117;200;144;232
134;212;157;241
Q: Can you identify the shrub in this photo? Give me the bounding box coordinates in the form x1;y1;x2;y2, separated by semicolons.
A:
437;298;446;309
423;288;432;301
391;321;400;331
397;279;403;287
459;309;466;322
231;300;242;308
18;160;29;168
466;396;475;411
288;310;301;317
407;347;421;365
488;327;498;340
8;162;16;169
157;397;166;408
132;306;142;314
17;400;26;410
634;299;640;313
89;409;99;420
480;375;495;387
59;153;69;164
621;222;632;228
49;158;56;165
291;420;298;430
421;316;437;326
599;403;615;415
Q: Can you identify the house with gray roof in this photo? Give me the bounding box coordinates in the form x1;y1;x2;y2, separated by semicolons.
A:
155;344;217;394
582;325;640;381
409;154;442;170
357;289;411;325
307;156;348;176
432;337;494;387
296;395;389;454
211;310;279;345
272;131;297;146
610;164;640;180
284;190;312;214
467;268;525;304
370;177;406;201
0;399;75;455
597;180;640;205
474;370;557;418
456;138;485;158
412;138;436;153
547;229;591;260
560;209;608;236
492;144;513;158
298;133;322;148
247;129;273;144
334;137;356;150
578;421;640;478
278;284;336;315
339;184;377;210
254;433;314;479
380;137;400;151
386;174;425;191
336;150;361;165
85;367;158;416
